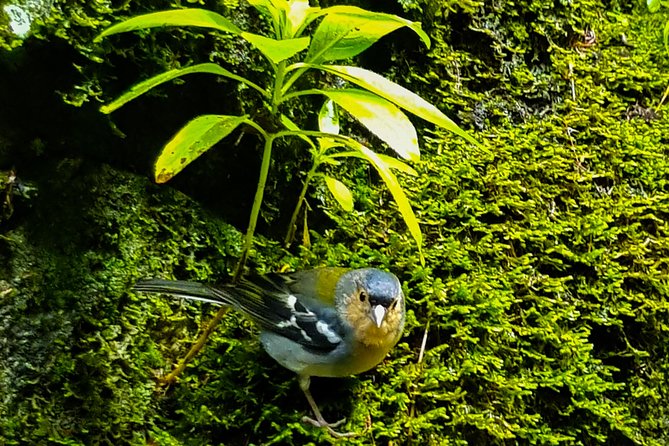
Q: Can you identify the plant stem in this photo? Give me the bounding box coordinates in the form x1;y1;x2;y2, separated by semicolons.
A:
161;38;287;386
164;132;275;384
234;134;275;279
279;88;322;104
284;163;318;246
235;59;285;277
271;61;286;115
162;128;274;384
281;66;310;96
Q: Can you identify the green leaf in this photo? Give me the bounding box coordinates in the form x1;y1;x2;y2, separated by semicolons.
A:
323;175;354;212
286;0;320;37
376;154;418;176
322;89;420;162
100;63;265;114
334;151;417;176
280;114;316;149
318;99;339;134
241;33;310;64
318;99;340;150
648;0;661;12
95;9;241;41
309;64;479;146
155;115;247;184
247;0;286;28
346;142;423;258
246;0;319;38
664;20;669;55
306;6;429;62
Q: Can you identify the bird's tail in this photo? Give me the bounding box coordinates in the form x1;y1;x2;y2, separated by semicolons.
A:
133;279;232;306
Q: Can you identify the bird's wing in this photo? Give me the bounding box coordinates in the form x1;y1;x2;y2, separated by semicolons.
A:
227;273;347;352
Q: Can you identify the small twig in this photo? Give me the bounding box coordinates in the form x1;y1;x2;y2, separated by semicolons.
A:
159;306;230;386
569;63;576;102
408;319;430;430
658;83;669;109
417;320;430;365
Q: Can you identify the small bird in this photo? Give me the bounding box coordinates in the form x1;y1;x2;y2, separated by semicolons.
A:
134;267;405;437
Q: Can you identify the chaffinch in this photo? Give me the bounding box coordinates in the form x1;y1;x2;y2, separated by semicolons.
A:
134;267;405;437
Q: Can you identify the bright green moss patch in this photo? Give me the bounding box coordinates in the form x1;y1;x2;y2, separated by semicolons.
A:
304;2;669;444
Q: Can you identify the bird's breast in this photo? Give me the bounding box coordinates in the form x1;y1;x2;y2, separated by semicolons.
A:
301;336;398;378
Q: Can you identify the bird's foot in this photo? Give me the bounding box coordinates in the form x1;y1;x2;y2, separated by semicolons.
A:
301;415;358;438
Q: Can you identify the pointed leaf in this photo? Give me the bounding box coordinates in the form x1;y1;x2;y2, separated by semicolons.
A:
306;7;429;62
318;99;339;134
322;89;419;161
101;63;264;114
155;115;247;183
247;0;287;26
376;154;418;176
280;114;316;149
302;207;311;248
334;151;417;175
287;0;320;37
246;0;319;38
96;9;241;41
320;157;342;166
241;33;310;64
347;142;422;255
310;64;479;146
323;176;354;212
318;99;340;150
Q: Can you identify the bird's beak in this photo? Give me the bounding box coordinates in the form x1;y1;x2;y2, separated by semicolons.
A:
370;304;387;328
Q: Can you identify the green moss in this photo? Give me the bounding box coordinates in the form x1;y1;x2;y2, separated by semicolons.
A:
305;2;669;444
2;0;669;445
0;162;241;445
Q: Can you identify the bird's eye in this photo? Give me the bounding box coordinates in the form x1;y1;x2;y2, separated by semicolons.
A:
359;290;367;302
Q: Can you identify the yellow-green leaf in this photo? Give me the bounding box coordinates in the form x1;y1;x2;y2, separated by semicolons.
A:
304;6;429;62
287;0;320;37
247;0;286;32
322;89;419;161
376;154;418;176
350;143;423;258
241;33;310;64
280;114;316;149
335;151;417;176
310;64;479;146
95;9;241;41
318;99;339;134
323;175;354;212
155;115;247;184
302;206;311;248
317;99;340;150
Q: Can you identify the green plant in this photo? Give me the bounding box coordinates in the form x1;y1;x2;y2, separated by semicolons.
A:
96;1;477;270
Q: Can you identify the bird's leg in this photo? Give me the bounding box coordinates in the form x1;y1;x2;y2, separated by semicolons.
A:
298;375;358;438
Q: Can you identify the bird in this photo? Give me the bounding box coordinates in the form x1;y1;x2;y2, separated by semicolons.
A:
133;267;406;437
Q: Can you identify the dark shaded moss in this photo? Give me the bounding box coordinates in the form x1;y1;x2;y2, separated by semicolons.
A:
0;162;241;444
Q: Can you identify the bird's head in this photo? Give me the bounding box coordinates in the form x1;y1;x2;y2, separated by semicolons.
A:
336;268;405;347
